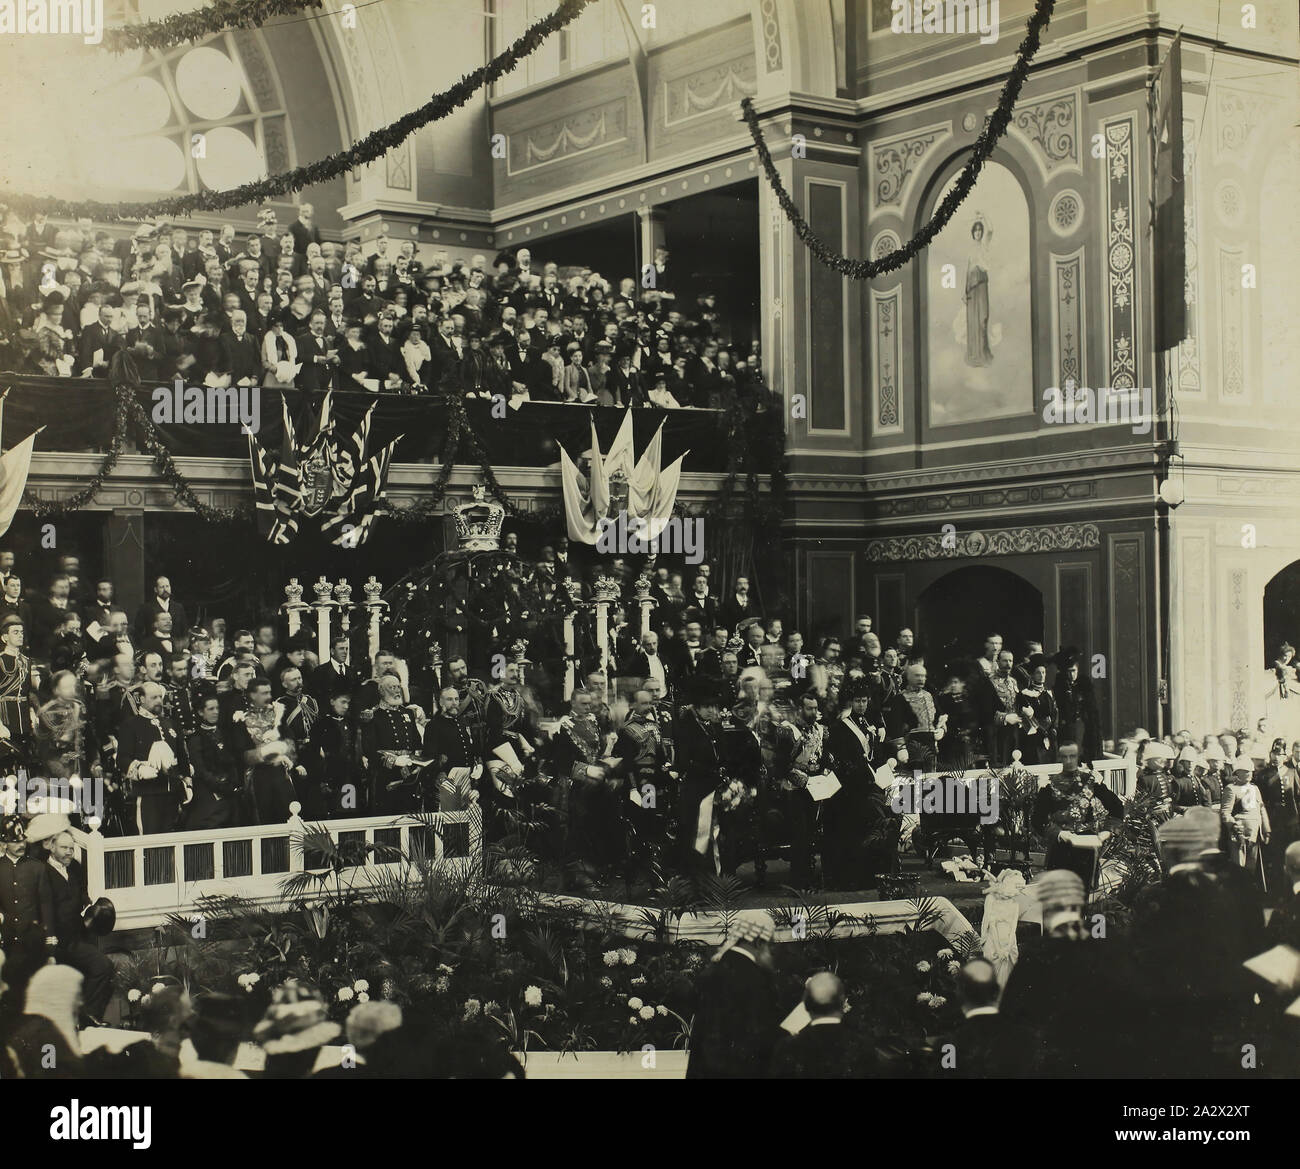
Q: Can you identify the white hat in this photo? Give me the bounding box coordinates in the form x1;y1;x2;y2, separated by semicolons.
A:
1177;745;1201;764
1142;741;1176;761
24;812;72;843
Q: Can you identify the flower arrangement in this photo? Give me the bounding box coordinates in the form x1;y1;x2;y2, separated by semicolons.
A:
714;776;754;814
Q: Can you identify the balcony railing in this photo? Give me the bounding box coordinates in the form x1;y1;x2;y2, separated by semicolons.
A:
1;375;778;476
70;803;483;931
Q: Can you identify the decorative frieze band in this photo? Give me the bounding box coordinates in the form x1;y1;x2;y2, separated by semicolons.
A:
865;523;1100;562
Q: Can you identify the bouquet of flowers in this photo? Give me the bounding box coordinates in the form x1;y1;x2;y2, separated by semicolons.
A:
714;775;754;813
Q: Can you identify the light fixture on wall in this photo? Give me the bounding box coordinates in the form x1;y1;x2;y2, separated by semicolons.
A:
1158;442;1185;508
1158;476;1185;507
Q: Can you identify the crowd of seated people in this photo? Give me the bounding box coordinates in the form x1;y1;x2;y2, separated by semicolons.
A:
0;205;773;411
1;540;1296;918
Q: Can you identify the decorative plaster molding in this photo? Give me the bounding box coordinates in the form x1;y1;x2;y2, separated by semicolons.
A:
871;285;902;434
868;122;952;214
1050;249;1086;391
1102;116;1138;391
865;523;1101;562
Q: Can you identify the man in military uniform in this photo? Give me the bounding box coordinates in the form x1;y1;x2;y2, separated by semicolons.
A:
276;664;319;751
0;815;46;1016
304;683;357;819
361;675;427;814
482;661;546;828
884;662;944;772
163;652;198;738
423;685;481;814
615;688;672;863
675;677;727;876
772;691;829;888
552;688;620;874
975;650;1021;766
116;680;189;834
0;615;34;767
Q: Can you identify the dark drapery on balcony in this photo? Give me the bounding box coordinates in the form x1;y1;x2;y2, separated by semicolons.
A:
0;376;770;474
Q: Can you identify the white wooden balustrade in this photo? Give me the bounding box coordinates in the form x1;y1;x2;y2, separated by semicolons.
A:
68;802;483;931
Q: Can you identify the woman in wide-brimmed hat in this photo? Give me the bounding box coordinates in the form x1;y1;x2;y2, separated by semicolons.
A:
253;980;341;1079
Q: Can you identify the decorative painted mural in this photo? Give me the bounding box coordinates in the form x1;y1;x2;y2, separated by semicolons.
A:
925;160;1033;426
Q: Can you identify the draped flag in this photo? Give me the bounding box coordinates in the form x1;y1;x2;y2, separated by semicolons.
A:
560;410;687;545
322;437;401;547
0;429;39;540
1152;32;1186;351
246;393;390;545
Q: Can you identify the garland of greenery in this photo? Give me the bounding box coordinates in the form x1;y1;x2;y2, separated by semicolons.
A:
1;0;598;221
101;0;323;54
20;388;128;518
741;0;1056;279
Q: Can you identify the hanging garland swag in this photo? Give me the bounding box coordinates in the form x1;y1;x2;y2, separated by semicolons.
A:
743;0;1056;279
19;376;783;535
1;0;599;220
101;0;325;54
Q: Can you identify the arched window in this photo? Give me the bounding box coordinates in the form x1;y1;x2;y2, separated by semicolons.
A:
0;17;280;200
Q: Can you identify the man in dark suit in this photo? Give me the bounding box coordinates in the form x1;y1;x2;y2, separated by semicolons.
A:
134;575;188;644
938;958;1038;1078
770;972;876;1078
220;310;261;383
366;310;405;391
37;826;115;1022
76;301;122;376
309;635;360;706
288;202;323;256
719;576;756;634
124;298;167;382
296;309;337;393
623;630;672;694
687;909;784;1078
429;316;464;390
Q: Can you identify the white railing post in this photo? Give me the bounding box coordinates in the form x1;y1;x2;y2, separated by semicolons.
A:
81;818;106;900
288;802;305;874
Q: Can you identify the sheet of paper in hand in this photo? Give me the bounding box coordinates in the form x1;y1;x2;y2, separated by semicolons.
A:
806;771;842;802
1245;945;1300;992
781;1001;811;1034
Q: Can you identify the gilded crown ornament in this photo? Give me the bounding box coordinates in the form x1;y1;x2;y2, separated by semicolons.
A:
592;575;621;604
283;578;305;607
333;579;353;606
454;484;506;552
312;576;335;606
363;576;385;606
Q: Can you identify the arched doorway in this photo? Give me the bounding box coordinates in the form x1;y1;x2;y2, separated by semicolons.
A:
1262;559;1300;668
915;565;1044;676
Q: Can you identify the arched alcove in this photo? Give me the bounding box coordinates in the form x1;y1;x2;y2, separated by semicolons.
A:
1262;558;1300;668
916;564;1044;676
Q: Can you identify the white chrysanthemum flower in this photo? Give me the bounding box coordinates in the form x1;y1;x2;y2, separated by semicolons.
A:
639;1005;655;1020
656;1005;668;1016
140;994;152;1006
599;976;613;988
354;979;369;992
151;982;167;995
915;960;931;973
620;949;637;966
916;992;932;1004
435;976;451;994
947;961;961;976
929;995;947;1009
463;999;482;1018
127;989;142;1003
484;1001;500;1015
628;1016;637;1025
357;992;370;1003
602;950;620;967
246;973;260;985
338;987;355;1002
630;975;647;986
523;985;543;1007
627;996;643;1010
937;948;954;960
